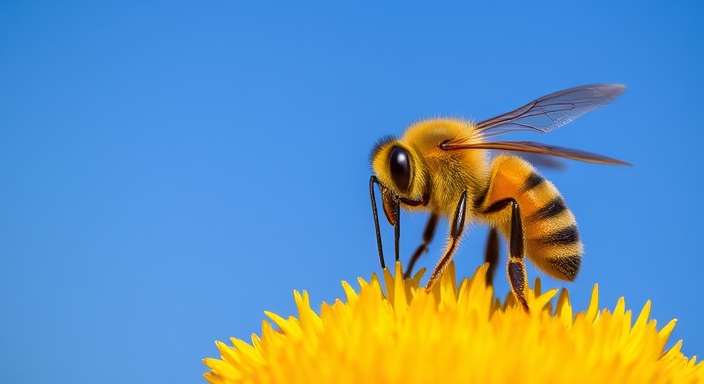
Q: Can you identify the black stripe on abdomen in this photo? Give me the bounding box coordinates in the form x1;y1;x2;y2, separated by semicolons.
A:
528;196;567;221
519;172;545;194
541;225;580;246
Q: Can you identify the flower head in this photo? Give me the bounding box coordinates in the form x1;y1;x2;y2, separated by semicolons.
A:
204;262;702;383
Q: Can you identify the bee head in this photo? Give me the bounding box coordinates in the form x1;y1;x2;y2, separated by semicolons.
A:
370;137;425;199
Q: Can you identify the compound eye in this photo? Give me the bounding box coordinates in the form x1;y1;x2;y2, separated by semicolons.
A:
389;146;411;191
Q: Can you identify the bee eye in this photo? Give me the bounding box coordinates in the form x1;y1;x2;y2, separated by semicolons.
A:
389;146;411;191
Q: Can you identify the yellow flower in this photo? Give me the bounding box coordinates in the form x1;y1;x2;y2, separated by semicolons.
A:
204;262;702;383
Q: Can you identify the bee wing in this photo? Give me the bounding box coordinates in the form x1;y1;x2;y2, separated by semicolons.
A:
474;84;626;137
505;152;567;170
440;140;630;166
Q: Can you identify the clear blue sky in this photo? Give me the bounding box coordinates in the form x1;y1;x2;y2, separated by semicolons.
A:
1;2;702;383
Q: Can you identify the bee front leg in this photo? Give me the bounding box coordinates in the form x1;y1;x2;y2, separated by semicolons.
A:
425;191;467;290
370;176;402;270
393;199;400;263
507;201;530;312
484;227;500;286
404;214;439;279
369;176;386;269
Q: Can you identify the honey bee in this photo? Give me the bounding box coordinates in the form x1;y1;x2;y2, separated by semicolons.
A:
369;84;628;312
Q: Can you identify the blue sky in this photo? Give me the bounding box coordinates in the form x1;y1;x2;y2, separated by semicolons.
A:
1;2;702;383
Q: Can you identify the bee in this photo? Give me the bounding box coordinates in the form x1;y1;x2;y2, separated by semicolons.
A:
369;84;628;312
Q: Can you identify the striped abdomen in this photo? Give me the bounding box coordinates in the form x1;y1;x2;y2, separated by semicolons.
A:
476;154;582;281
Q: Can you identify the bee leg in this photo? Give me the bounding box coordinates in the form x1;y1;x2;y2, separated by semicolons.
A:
484;227;500;286
507;200;530;312
393;198;401;263
370;176;403;269
425;191;467;290
369;176;386;269
404;214;439;279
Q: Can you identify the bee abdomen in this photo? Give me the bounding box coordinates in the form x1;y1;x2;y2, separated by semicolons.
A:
524;194;583;281
524;200;583;281
482;155;584;281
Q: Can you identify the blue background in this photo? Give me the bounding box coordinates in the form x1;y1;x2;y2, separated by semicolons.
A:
1;2;702;383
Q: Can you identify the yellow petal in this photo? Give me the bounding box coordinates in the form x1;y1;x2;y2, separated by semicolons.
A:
205;261;703;383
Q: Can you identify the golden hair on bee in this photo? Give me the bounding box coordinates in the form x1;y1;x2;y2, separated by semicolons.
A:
369;84;628;312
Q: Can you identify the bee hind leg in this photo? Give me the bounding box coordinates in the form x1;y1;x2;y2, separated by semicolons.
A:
404;214;439;279
507;200;530;312
484;227;500;286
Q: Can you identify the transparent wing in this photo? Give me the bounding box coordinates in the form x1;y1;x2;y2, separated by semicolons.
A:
506;152;567;170
474;84;626;137
439;140;630;166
